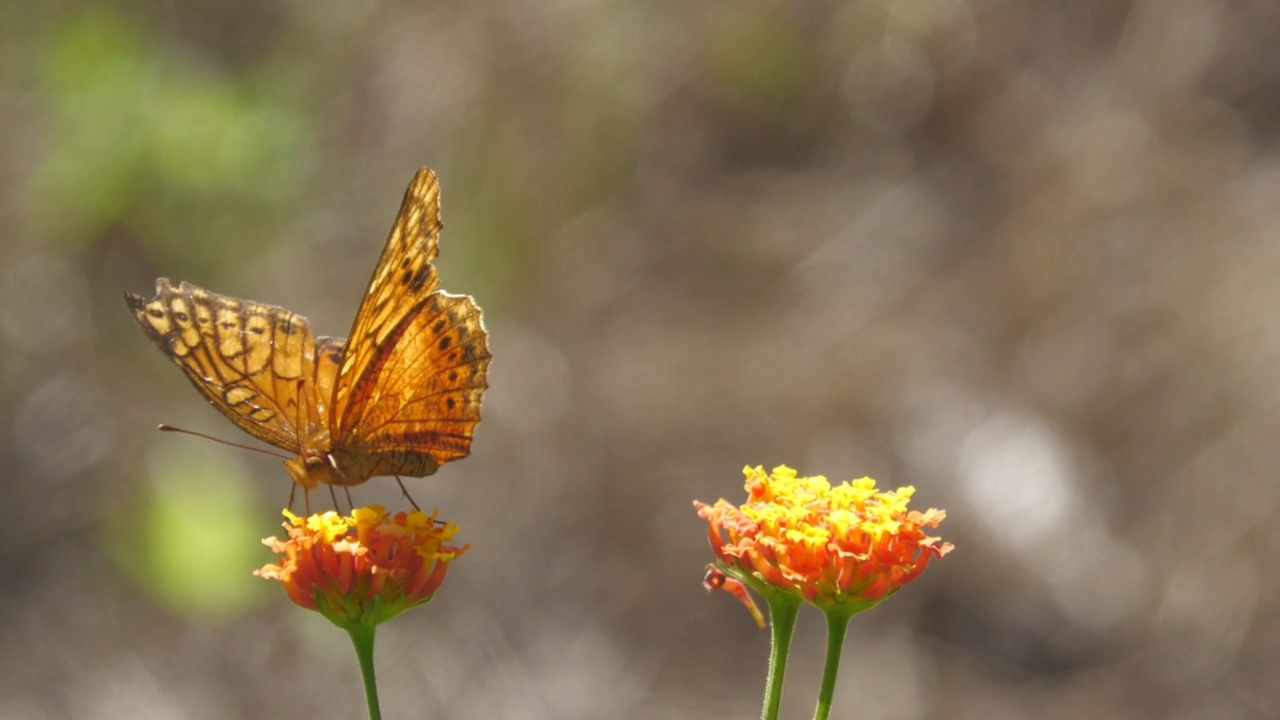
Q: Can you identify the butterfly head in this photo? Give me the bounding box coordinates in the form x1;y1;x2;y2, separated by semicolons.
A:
285;452;350;489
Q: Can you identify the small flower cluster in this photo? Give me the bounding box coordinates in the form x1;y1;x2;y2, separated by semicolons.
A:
255;505;469;629
695;465;951;609
695;465;951;720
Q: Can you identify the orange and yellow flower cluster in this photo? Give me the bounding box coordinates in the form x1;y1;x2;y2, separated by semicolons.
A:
695;465;951;610
255;505;469;629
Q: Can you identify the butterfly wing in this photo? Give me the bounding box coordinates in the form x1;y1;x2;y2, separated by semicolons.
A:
126;279;323;454
327;168;491;484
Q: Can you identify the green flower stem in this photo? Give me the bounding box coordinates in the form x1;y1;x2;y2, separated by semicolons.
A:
761;594;802;720
813;608;855;720
348;624;382;720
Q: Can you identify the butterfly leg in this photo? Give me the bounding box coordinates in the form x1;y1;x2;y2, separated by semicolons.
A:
343;486;355;513
327;484;341;513
395;475;422;512
285;479;313;515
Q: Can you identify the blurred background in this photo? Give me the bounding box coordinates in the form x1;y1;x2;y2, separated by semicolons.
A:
3;1;1279;718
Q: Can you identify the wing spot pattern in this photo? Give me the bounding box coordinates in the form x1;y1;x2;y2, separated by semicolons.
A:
409;267;429;291
225;386;256;406
127;277;325;455
144;306;170;334
216;305;246;359
243;313;273;373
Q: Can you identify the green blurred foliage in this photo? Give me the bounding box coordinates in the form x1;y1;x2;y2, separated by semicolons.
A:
28;9;311;267
105;441;271;619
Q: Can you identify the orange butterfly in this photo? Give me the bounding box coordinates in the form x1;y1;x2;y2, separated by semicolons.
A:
127;168;490;493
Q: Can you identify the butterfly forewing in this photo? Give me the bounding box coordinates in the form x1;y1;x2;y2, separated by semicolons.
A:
126;279;325;453
327;168;491;481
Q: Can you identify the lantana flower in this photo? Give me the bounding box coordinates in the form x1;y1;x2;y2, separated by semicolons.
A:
695;465;950;610
256;505;470;720
694;465;951;720
256;505;469;629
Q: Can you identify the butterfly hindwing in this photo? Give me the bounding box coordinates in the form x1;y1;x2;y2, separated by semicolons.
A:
126;279;323;454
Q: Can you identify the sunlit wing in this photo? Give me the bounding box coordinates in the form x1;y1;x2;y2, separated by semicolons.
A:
126;279;322;453
327;168;492;481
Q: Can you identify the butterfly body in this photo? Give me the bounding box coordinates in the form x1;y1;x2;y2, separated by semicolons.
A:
127;169;490;490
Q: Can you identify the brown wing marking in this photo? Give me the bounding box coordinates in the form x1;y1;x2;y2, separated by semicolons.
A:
332;291;490;481
332;167;442;415
126;278;322;454
327;168;491;482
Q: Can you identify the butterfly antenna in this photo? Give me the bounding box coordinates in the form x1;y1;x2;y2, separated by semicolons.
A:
157;424;290;460
394;476;424;513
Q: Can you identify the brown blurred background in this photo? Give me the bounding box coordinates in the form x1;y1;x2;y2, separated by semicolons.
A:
3;1;1280;718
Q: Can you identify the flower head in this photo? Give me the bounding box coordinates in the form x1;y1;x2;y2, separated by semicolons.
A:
255;505;469;629
694;465;951;611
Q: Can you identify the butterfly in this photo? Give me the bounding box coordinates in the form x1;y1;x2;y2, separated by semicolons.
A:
127;168;490;493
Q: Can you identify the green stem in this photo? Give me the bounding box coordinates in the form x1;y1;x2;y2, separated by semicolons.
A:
348;624;382;720
761;594;802;720
813;610;853;720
